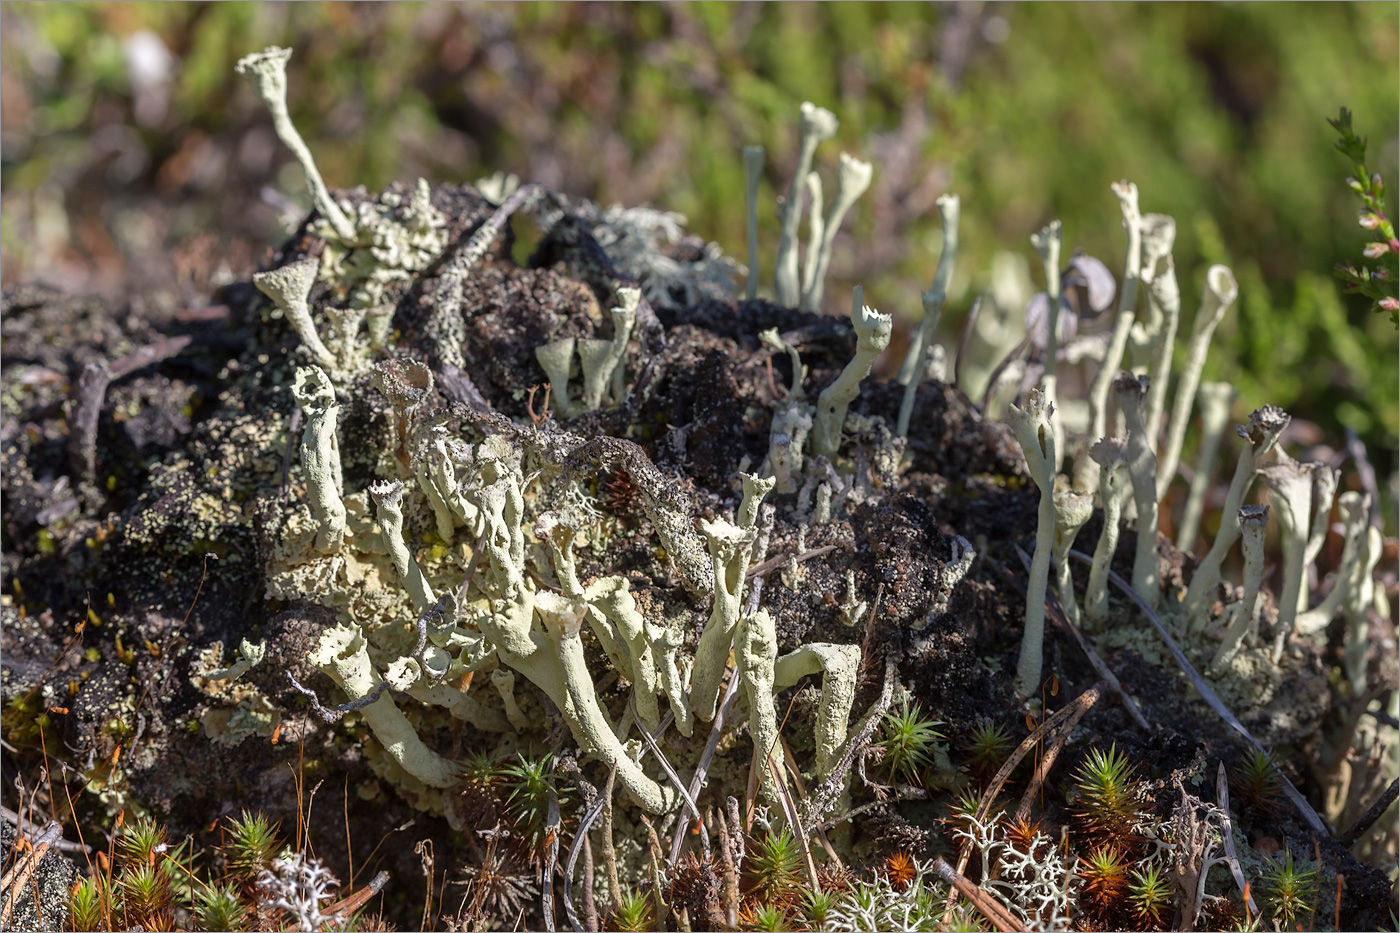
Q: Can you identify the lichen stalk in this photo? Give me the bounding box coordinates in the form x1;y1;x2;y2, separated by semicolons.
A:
743;145;765;301
1175;381;1236;550
1051;490;1093;627
1139;213;1179;454
1210;505;1269;673
689;519;756;722
1299;463;1340;615
774;102;838;307
235;47;356;243
309;624;457;788
1085;437;1129;626
1183;405;1290;626
897;194;959;438
1115;374;1160;608
800;171;825;302
810;286;893;459
773;643;860;781
1030;220;1064;468
1297;492;1369;634
1260;452;1320;662
254;259;337;372
1007;388;1058;698
737;609;781;807
292;366;348;553
804;153;873;312
368;480;435;612
1157;266;1238;501
1076;181;1142;494
1344;525;1383;695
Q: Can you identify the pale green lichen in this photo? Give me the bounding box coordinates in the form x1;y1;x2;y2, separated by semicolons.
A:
1183;405;1290;626
235;46;356;243
255;259;337;372
810;286;892;459
292;366;348;553
774;102;839;307
1007;387;1057;699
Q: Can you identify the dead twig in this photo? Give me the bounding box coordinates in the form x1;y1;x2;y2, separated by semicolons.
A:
324;870;390;922
948;682;1106;909
0;820;62;930
1339;777;1399;848
1014;684;1103;824
542;776;562;933
767;756;819;890
715;807;739;930
670;673;741;866
932;857;1023;933
67;361;110;485
746;544;839;580
1067;549;1332;838
799;655;898;835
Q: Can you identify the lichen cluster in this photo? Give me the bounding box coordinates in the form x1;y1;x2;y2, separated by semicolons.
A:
1;43;1395;933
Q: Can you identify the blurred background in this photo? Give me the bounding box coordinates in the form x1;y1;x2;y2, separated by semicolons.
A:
2;1;1397;490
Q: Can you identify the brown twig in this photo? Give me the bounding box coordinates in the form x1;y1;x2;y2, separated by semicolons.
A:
67;361;110;485
745;544;839;580
1339;777;1399;847
767;757;819;890
0;820;62;930
581;835;598;933
323;870;389;924
600;769;621;909
932;857;1023;933
948;682;1106;908
107;335;192;381
1014;684;1103;823
715;807;739;930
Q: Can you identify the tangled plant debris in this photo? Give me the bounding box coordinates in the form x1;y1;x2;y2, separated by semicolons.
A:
1;44;1397;933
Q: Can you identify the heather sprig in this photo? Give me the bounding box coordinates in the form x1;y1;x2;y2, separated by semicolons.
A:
1329;107;1398;324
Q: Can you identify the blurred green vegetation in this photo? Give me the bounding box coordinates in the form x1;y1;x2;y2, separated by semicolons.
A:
2;1;1396;469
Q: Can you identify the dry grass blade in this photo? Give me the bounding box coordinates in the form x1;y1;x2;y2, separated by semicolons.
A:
766;756;819;890
670;673;741;865
325;869;391;919
1066;549;1331;838
1215;763;1258;915
932;857;1023;932
0;820;62;930
631;703;699;824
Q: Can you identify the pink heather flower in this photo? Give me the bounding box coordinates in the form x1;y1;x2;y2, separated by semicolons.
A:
1364;242;1390;259
1359;212;1381;229
1380;297;1399;313
1374;266;1390;280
